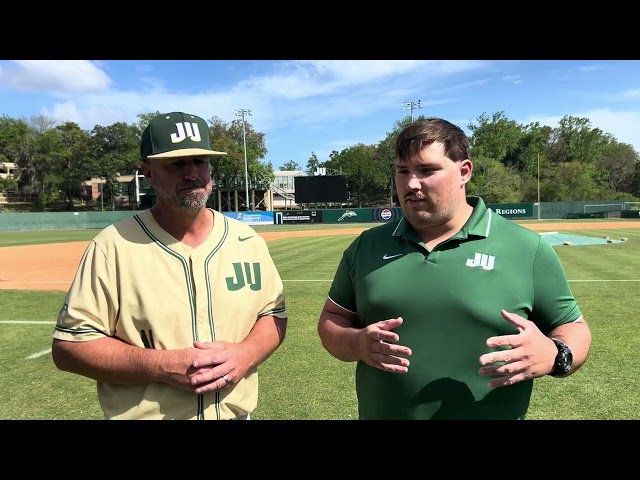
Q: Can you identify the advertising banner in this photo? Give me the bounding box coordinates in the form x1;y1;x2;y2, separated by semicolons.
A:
274;210;323;224
222;211;275;225
486;203;534;219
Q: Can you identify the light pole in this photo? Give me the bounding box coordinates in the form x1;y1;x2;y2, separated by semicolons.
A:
235;108;252;210
403;100;422;121
537;151;541;220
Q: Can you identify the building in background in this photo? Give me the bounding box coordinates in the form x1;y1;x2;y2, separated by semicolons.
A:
0;162;19;180
271;170;303;210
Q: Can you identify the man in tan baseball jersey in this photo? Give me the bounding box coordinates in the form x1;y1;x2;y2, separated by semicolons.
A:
52;111;287;420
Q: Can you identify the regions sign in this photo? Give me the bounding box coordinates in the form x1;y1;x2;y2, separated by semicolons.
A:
486;203;534;219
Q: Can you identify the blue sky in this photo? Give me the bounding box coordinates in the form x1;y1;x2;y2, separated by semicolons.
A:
1;60;639;170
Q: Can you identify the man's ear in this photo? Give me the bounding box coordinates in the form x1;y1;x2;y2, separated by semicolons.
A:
140;162;154;184
460;159;473;185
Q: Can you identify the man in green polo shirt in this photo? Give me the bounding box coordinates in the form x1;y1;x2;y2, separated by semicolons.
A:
317;117;592;420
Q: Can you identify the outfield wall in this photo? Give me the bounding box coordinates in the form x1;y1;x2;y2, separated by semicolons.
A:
0;200;636;231
0;211;143;231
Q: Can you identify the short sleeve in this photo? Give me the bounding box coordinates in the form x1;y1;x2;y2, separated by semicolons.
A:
52;241;118;342
327;236;359;318
532;239;582;334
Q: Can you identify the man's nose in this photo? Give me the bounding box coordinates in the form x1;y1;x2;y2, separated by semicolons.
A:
183;160;201;179
406;174;422;190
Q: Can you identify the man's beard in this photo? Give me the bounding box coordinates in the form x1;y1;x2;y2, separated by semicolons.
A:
156;182;212;211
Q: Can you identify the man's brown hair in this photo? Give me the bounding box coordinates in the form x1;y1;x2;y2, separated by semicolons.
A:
395;118;470;163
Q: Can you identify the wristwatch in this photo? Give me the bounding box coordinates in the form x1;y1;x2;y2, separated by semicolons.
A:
549;338;573;377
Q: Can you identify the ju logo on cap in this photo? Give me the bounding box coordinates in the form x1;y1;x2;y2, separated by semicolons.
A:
140;112;227;160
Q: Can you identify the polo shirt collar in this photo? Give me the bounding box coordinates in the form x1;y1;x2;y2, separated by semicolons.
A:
392;195;493;242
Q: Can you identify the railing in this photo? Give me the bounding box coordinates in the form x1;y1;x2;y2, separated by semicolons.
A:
0;192;37;204
270;184;295;201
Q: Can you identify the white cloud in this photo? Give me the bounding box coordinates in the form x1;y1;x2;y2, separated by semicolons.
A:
238;60;489;100
0;60;502;165
0;60;111;93
622;88;640;99
577;64;605;73
1;59;494;134
501;75;522;85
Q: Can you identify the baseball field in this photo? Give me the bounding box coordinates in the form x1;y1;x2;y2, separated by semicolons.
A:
1;218;639;419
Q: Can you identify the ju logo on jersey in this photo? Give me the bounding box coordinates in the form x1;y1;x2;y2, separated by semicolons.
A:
466;252;495;271
226;262;262;291
170;122;202;144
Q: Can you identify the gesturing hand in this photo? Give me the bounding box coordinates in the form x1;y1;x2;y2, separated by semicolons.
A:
478;310;557;388
358;317;412;373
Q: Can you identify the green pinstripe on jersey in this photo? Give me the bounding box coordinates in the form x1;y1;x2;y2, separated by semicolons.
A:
203;218;230;342
328;196;581;420
53;209;286;420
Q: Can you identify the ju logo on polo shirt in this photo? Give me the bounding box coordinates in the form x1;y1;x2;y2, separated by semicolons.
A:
465;252;495;271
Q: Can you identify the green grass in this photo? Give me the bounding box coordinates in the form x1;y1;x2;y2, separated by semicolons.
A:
0;223;374;247
0;229;102;247
1;223;639;419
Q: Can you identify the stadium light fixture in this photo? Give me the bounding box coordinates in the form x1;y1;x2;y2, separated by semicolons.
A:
403;100;422;122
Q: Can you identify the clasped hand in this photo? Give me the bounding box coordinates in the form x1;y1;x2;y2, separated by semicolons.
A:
166;341;244;394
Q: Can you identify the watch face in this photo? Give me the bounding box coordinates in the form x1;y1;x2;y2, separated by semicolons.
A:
559;351;572;370
553;340;573;376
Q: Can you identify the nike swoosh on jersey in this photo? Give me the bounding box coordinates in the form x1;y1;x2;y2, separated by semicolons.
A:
382;253;403;260
238;235;254;242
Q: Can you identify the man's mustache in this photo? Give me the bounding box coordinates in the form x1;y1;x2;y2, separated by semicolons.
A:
178;182;206;191
404;194;427;201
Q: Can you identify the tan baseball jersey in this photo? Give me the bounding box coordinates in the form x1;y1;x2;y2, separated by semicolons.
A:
53;209;287;420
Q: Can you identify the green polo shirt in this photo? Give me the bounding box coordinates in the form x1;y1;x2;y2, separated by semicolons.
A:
328;196;581;420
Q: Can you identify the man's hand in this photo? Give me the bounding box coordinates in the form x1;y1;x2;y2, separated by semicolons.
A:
478;310;557;387
189;341;247;394
157;343;228;392
357;317;412;373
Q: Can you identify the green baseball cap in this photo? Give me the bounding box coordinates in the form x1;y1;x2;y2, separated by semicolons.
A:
140;112;227;160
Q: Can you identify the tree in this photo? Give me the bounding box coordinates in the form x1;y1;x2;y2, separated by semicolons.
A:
328;143;387;207
89;122;141;209
548;116;610;165
28;115;58;134
599;141;639;194
46;122;93;208
511;122;554;176
280;161;301;171
467;111;525;168
135;111;163;136
543;162;605;201
305;152;320;176
207;116;273;190
0;116;40;199
467;155;523;203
